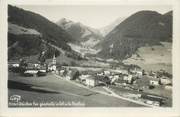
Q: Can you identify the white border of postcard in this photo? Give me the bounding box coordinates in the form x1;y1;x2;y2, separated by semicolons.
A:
0;0;180;117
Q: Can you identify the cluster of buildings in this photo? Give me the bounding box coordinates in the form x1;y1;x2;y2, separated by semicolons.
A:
9;56;172;106
8;54;57;76
55;66;171;106
55;65;172;90
9;55;172;90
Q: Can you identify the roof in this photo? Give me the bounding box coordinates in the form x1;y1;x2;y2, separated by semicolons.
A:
8;61;20;64
86;75;97;80
149;78;159;81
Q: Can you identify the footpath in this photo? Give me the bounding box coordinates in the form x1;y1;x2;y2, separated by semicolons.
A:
54;74;152;107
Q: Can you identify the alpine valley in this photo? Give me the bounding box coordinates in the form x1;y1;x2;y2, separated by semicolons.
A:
7;5;173;108
8;5;172;73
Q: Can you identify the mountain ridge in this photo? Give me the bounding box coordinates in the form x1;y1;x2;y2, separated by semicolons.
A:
56;18;103;48
8;5;77;60
97;10;172;60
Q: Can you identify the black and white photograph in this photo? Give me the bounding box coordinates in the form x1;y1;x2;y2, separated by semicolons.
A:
6;4;174;108
1;0;180;116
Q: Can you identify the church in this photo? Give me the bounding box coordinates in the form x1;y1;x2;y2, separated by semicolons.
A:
48;54;56;72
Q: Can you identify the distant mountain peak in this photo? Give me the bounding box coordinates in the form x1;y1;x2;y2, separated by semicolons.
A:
164;11;173;16
56;18;103;47
56;18;73;26
99;17;126;36
133;10;161;15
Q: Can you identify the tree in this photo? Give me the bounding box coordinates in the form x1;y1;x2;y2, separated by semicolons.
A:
142;69;145;75
72;70;80;80
19;59;27;68
38;51;46;65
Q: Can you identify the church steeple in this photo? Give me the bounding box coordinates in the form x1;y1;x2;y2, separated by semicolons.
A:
51;54;57;71
52;54;56;65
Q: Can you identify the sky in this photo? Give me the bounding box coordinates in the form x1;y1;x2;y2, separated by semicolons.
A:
16;5;172;29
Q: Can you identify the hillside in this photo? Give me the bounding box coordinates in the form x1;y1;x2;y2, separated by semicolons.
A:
97;10;172;60
8;5;74;60
123;42;172;73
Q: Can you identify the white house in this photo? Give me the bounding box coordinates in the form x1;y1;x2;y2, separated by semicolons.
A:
104;71;111;76
136;71;143;78
59;69;65;76
12;63;20;67
165;85;172;90
48;54;56;71
85;77;98;87
123;75;133;83
149;80;159;86
160;77;172;85
34;63;40;68
111;75;119;84
79;74;91;81
52;54;56;71
65;70;72;80
97;72;104;76
120;69;128;75
24;70;38;77
8;61;20;68
24;70;38;74
113;75;119;79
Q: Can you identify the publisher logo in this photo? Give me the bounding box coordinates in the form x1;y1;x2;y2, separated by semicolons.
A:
9;95;21;102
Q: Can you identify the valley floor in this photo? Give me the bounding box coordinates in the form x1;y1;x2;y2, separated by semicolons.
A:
8;72;144;107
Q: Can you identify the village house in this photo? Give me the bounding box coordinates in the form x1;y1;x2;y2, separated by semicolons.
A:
114;74;127;85
59;69;65;76
85;75;99;87
62;69;80;80
160;77;172;85
114;68;128;75
130;67;143;78
149;79;159;86
104;70;111;76
23;64;46;77
97;72;104;76
136;71;143;78
123;75;133;84
65;70;72;80
22;60;42;76
26;62;41;70
110;75;120;84
48;54;56;72
165;85;172;90
37;69;47;76
149;71;158;78
79;74;91;82
8;60;21;69
24;70;38;74
141;94;165;106
9;62;20;67
23;69;38;77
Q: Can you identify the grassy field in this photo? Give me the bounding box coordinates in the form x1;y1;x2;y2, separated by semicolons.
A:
109;85;172;107
123;42;172;74
8;72;144;107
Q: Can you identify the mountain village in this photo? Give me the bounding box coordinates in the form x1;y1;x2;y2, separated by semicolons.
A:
7;5;173;107
8;52;172;107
